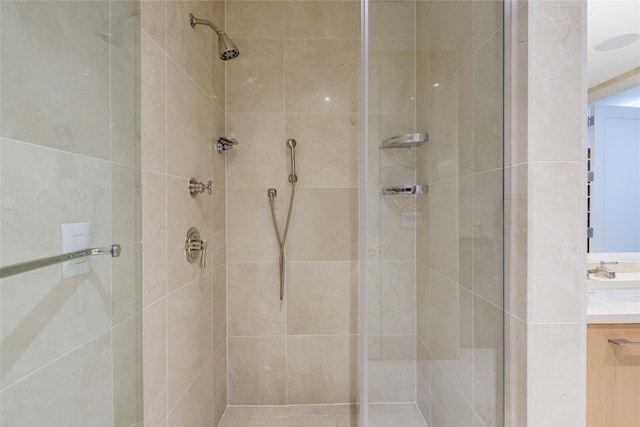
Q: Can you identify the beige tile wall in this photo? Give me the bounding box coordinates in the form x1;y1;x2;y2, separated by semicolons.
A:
225;0;361;406
367;0;419;404
505;0;587;425
1;1;142;425
140;1;227;426
414;1;505;426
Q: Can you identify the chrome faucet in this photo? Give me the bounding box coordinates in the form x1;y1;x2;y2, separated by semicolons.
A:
587;261;617;279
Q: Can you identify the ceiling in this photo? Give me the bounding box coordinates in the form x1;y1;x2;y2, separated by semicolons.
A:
588;0;640;89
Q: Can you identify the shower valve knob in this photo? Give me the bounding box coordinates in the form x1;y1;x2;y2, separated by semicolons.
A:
189;178;212;198
185;227;207;268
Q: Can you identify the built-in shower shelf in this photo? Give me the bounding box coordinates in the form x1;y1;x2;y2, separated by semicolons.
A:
380;133;428;149
381;185;427;196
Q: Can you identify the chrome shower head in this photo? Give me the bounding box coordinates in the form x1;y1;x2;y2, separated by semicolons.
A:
287;138;297;149
218;33;240;60
189;13;240;61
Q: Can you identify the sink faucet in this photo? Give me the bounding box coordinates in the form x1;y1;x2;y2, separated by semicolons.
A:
587;261;617;279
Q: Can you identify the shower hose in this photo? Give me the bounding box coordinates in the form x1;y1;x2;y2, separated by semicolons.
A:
268;183;295;301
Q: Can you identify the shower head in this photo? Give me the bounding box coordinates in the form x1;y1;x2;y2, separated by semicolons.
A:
189;13;240;61
287;138;297;149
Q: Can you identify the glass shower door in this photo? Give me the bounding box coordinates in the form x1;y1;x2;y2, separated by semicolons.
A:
0;1;142;425
363;0;505;426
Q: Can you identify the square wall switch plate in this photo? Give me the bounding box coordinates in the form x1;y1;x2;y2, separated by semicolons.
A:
60;222;91;279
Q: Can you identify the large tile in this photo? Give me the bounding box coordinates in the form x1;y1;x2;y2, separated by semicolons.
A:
227;113;286;189
228;262;286;336
368;335;416;403
113;314;143;427
507;164;527;321
369;261;416;335
168;359;213;427
227;188;285;263
0;333;113;427
1;143;112;387
228;337;286;405
141;31;167;174
287;335;358;404
285;39;359;114
530;323;585;427
287;261;358;335
473;169;503;308
369;38;416;115
212;0;226;109
416;339;431;425
143;299;168;427
227;1;284;39
285;114;359;188
212;341;228;427
166;58;213;180
284;1;359;39
142;171;167;307
416;264;431;347
1;1;110;158
111;164;142;325
529;162;584;323
141;1;167;49
166;0;213;95
429;179;459;282
287;188;359;261
430;362;473;427
430;271;460;362
473;297;504;427
529;0;584;162
212;265;227;350
370;1;415;40
472;33;504;174
110;0;140;168
210;184;227;269
426;0;473;86
437;286;473;405
167;274;212;410
227;39;284;113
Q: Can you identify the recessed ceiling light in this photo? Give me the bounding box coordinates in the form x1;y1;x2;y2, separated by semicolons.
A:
594;33;640;51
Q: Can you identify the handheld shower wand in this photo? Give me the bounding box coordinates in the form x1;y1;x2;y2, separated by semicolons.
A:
268;139;299;300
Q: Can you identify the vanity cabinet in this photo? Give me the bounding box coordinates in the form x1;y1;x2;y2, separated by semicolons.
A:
587;324;640;427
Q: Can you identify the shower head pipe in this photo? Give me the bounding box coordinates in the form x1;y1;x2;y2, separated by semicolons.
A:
189;13;223;34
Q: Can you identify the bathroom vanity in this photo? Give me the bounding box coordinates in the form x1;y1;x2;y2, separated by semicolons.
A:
587;255;640;427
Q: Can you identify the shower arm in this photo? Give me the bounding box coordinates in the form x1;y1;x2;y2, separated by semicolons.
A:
189;13;224;35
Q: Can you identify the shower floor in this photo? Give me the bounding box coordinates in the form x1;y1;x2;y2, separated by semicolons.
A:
219;403;427;427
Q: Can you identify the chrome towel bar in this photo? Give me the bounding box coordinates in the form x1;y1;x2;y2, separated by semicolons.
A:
0;244;121;279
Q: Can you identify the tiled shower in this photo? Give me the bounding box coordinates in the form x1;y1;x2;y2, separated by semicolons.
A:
0;0;513;426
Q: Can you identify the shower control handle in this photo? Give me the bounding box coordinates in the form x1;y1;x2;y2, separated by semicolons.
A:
188;178;212;198
185;227;207;268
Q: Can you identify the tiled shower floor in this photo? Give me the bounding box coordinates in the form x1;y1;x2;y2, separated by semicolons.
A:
219;403;427;427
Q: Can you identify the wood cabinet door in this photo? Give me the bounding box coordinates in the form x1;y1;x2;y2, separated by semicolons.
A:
587;324;640;427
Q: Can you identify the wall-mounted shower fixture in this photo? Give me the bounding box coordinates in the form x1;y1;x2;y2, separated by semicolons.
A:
216;136;239;153
185;227;207;268
188;178;212;198
188;13;240;60
380;132;428;149
268;139;299;300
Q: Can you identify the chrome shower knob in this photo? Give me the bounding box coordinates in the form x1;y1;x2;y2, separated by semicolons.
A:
185;227;207;268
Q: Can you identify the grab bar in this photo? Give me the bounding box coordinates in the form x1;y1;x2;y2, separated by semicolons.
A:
0;244;121;279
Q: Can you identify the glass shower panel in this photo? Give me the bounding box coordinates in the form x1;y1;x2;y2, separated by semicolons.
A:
364;0;504;426
0;1;142;425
